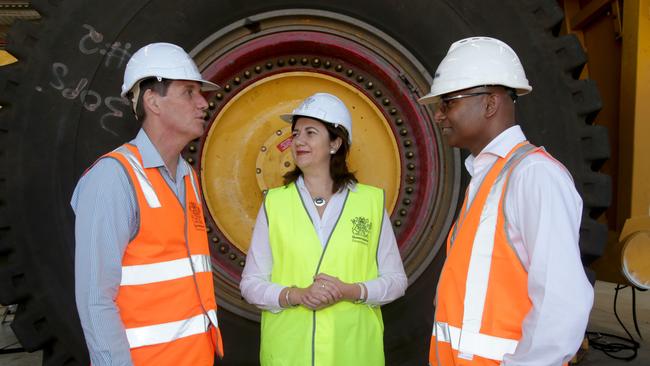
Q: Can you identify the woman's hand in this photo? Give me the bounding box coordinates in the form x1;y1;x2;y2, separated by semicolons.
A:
291;281;343;310
314;273;364;302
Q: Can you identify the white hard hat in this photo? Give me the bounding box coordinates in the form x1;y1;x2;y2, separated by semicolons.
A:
280;93;353;144
418;36;532;105
121;42;219;97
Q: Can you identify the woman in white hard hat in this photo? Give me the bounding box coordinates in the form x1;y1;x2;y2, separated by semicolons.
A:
241;92;407;366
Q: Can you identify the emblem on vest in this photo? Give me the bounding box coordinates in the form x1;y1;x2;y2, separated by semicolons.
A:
351;216;372;245
189;202;206;231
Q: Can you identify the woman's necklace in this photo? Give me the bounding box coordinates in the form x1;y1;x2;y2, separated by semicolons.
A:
313;197;326;207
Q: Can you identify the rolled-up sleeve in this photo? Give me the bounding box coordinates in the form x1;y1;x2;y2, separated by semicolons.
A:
363;210;408;306
71;158;137;366
240;205;286;313
502;159;594;365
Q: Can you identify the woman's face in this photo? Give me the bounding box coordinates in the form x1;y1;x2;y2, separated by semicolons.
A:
291;117;340;173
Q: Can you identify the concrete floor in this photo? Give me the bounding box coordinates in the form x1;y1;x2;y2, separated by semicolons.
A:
0;280;648;365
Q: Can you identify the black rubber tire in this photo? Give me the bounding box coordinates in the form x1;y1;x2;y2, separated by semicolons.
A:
0;0;610;365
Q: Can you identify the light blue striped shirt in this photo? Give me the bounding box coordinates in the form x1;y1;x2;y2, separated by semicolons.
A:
71;129;190;366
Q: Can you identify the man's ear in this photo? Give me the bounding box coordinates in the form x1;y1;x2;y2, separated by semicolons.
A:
142;89;161;116
484;93;499;118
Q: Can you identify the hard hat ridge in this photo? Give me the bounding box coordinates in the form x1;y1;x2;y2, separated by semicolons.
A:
280;92;353;144
418;36;532;105
121;42;219;98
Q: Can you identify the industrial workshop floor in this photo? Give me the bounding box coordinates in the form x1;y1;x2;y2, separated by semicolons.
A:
1;281;648;365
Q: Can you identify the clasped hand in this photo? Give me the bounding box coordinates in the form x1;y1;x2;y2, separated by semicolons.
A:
297;273;348;310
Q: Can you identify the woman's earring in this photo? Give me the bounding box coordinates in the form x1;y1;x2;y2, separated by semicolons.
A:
330;149;336;154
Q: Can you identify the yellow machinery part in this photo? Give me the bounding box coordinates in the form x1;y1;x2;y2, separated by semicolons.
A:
0;50;17;66
201;71;400;253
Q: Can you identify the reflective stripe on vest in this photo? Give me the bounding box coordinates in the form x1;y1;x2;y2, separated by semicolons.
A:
121;254;211;286
114;146;161;208
434;321;518;361
126;309;219;348
435;143;536;362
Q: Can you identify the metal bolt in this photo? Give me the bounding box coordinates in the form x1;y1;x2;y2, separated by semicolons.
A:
346;69;354;76
399;209;407;216
335;65;343;72
289;58;297;65
208;102;215;110
212;236;219;243
206;226;212;233
324;60;332;68
265;62;273;69
400;128;408;136
382;98;390;105
255;66;262;73
277;59;285;66
403;198;411;205
219;245;228;253
407;163;415;170
187;157;194;164
394;220;402;227
374;90;382;97
389;108;397;115
404;139;412;147
239;260;245;267
366;81;374;89
244;71;251;78
406;187;414;194
312;58;321;67
229;253;236;260
407;175;415;183
234;77;241;85
189;145;197;152
284;161;291;167
216;93;223;100
301;58;308;65
406;151;414;159
356;75;364;82
224;84;231;92
256;168;261;174
395;118;404;125
261;146;267;152
276;130;282;135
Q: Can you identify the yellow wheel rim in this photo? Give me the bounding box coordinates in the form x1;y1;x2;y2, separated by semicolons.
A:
201;71;401;253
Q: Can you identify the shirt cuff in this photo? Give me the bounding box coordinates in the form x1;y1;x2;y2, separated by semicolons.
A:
263;283;286;313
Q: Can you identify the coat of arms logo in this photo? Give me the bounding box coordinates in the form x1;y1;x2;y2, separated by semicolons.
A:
351;216;372;245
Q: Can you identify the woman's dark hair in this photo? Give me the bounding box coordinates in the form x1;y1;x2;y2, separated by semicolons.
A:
283;118;357;193
126;77;172;121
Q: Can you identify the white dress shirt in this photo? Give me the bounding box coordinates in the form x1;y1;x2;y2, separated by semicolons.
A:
463;125;594;365
240;176;408;313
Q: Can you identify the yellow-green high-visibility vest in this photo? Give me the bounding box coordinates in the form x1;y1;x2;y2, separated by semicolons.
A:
261;182;386;366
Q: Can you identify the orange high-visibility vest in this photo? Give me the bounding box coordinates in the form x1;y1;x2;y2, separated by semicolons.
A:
431;142;552;365
104;144;223;366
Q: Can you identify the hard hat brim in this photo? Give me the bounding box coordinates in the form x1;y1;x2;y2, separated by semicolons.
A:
120;77;220;97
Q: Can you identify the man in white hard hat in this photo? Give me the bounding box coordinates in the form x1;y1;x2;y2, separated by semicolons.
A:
419;37;593;365
72;42;224;366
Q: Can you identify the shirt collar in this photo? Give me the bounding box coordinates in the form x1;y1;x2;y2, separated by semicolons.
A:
131;129;189;178
464;125;526;175
296;175;357;193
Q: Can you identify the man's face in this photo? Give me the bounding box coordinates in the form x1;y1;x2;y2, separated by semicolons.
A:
433;87;492;151
157;80;208;142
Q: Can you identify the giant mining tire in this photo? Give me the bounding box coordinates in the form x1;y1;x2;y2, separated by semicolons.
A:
0;0;610;365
